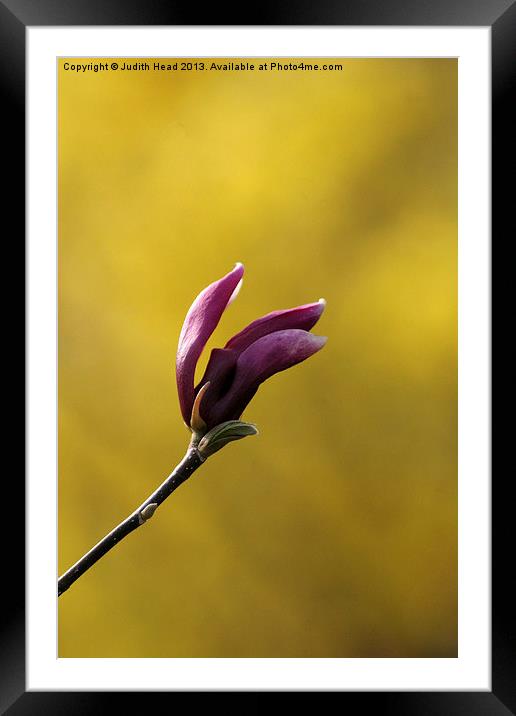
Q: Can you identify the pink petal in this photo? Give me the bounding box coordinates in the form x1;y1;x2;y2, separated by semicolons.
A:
194;348;238;426
225;299;326;353
209;329;327;425
176;263;243;425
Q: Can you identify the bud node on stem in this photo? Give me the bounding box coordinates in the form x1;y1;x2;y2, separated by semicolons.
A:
139;503;158;524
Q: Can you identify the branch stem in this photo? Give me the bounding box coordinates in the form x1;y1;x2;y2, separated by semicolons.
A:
58;442;203;596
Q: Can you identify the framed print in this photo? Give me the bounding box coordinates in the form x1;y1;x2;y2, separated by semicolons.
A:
5;0;510;711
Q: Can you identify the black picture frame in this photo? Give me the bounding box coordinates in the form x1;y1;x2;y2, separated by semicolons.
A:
6;0;509;712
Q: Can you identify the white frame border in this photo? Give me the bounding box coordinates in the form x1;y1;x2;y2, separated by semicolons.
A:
27;27;490;691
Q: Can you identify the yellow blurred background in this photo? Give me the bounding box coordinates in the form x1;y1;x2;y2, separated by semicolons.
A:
58;58;457;657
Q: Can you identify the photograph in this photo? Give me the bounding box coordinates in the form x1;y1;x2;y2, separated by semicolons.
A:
57;56;458;659
4;3;506;708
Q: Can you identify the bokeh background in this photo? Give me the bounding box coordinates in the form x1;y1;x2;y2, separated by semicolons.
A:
58;58;457;657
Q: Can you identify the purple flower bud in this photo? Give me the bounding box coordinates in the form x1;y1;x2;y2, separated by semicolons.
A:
176;264;326;432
